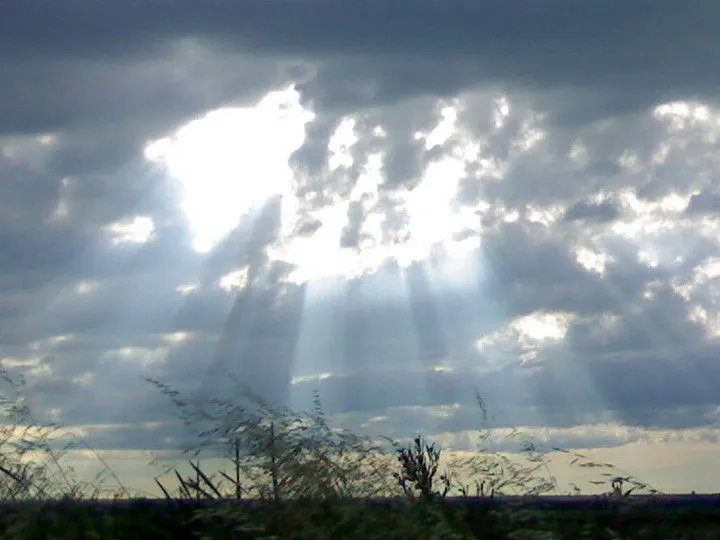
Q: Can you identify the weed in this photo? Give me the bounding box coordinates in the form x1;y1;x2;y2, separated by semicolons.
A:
147;371;397;503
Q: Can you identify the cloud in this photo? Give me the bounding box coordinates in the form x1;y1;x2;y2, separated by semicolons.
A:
0;41;295;137
564;200;621;223
3;0;720;495
5;1;720;135
686;188;720;216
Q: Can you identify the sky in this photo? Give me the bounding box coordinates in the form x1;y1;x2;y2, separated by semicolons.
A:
2;0;720;495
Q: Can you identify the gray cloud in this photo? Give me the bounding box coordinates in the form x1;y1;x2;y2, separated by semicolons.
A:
0;43;293;137
4;1;720;137
3;1;720;492
686;188;720;216
564;201;621;223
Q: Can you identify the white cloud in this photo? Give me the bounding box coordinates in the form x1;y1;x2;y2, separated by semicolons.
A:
327;116;358;171
145;85;314;253
218;267;250;293
106;216;155;245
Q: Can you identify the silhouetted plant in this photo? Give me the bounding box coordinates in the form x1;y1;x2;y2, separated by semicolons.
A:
147;371;397;503
0;361;132;501
553;447;662;498
390;435;450;501
447;393;557;499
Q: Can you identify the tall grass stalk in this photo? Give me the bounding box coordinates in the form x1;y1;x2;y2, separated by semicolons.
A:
147;371;398;502
0;361;146;501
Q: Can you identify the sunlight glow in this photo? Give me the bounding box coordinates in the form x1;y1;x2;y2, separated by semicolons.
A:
106;216;155;245
674;256;720;339
328;117;358;171
271;202;359;283
218;267;250;293
404;156;468;258
575;246;610;275
475;311;576;364
611;189;690;239
511;311;575;344
49;178;72;222
493;96;511;129
161;331;190;344
150;93;522;284
688;305;720;338
432;359;456;374
526;204;564;227
272;151;481;284
290;372;336;385
176;283;199;295
654;100;714;131
0;356;42;369
75;280;100;295
419;104;458;150
513;116;546;151
49;334;74;345
144;85;314;253
350;152;383;202
267;96;493;284
694;257;720;282
101;347;168;369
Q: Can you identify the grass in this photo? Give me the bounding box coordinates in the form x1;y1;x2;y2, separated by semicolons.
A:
0;363;709;538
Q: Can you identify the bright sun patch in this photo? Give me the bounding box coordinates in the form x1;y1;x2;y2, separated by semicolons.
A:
269;101;488;283
145;91;508;284
144;85;314;253
475;311;576;365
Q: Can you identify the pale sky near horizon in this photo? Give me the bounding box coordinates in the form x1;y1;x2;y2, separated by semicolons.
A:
2;1;720;495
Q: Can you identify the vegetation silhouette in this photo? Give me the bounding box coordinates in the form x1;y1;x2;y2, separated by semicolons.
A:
0;362;711;538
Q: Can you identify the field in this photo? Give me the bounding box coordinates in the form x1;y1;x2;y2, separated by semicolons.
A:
0;495;719;539
0;370;719;538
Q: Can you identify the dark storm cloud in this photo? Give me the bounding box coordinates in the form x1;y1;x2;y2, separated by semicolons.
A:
4;0;720;135
286;2;720;119
6;0;670;58
0;41;296;137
